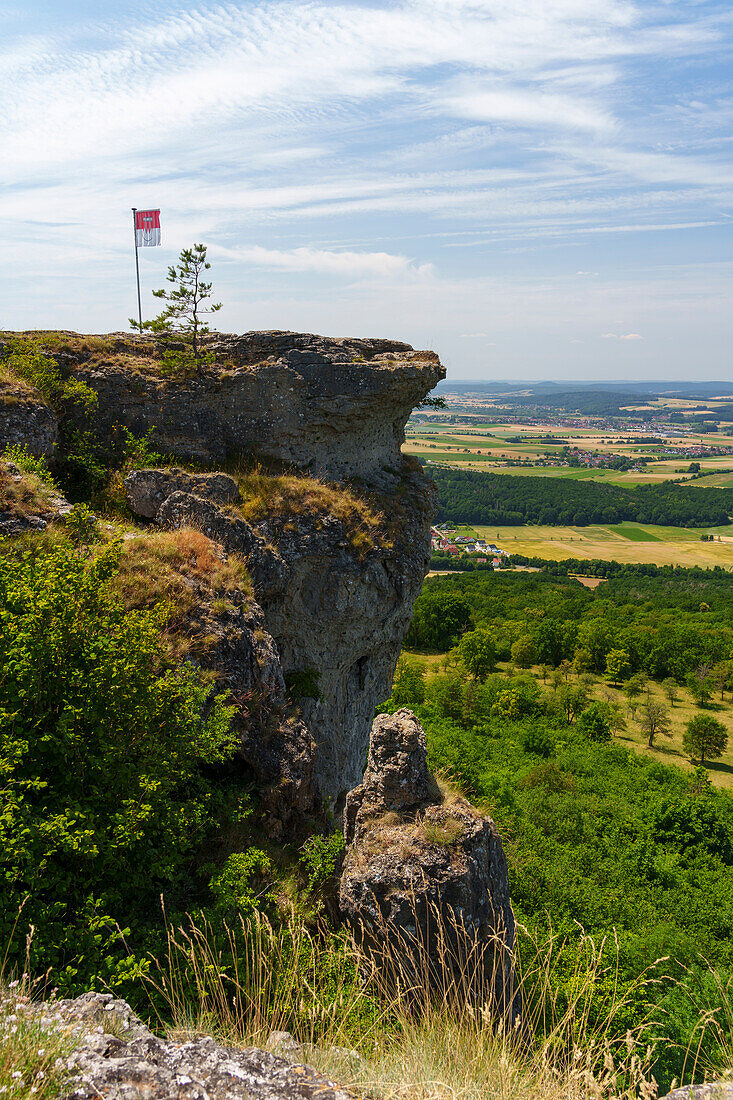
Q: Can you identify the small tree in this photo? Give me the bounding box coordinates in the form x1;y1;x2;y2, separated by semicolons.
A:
577;701;626;744
687;665;714;708
683;713;728;765
605;648;630;688
511;634;536;669
457;628;496;681
133;242;221;373
662;677;678;706
638;700;671;749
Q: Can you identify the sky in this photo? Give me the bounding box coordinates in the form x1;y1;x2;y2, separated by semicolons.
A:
2;0;732;381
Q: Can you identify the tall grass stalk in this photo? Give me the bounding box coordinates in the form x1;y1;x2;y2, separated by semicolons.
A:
146;908;661;1100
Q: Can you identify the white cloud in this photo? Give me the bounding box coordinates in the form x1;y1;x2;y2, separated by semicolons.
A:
601;332;644;340
211;244;433;280
1;0;731;376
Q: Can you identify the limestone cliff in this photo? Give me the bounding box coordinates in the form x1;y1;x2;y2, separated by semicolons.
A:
65;330;442;488
0;330;444;815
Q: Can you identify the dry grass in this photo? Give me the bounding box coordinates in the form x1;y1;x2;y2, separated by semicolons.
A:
147;908;663;1100
235;466;388;556
0;460;56;520
113;528;252;659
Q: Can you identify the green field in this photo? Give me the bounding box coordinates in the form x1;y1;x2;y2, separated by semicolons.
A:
445;522;733;567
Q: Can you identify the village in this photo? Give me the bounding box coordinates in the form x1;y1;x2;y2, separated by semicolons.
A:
430;525;509;567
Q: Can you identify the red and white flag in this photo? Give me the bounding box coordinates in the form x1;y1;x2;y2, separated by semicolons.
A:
135;209;161;246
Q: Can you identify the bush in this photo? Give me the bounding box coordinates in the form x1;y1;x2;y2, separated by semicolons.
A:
0;542;238;994
2;444;56;487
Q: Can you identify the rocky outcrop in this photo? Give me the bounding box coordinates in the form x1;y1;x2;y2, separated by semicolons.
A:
72;330;444;488
340;709;516;1013
33;992;353;1100
0;386;57;457
2;329;443;815
124;467;240;518
660;1088;733;1099
124;453;435;809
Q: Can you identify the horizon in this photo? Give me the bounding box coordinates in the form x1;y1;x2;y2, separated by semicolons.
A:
2;0;732;380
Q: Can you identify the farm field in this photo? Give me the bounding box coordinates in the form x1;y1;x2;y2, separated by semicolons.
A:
446;522;733;567
404;412;733;485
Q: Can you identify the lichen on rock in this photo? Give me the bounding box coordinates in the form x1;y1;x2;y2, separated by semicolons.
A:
340;709;516;1015
34;992;354;1100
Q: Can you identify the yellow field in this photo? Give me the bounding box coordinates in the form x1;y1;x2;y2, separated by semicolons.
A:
461;523;733;567
404;417;733;484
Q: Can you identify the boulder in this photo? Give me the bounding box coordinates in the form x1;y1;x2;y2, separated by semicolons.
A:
339;709;516;1015
660;1088;733;1099
34;992;353;1100
124;468;240;519
343;708;435;844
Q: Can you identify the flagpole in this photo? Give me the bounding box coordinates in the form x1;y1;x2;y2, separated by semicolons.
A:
131;207;143;332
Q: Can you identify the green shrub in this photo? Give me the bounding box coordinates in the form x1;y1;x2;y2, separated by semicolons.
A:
1;444;56;487
1;337;97;413
0;542;238;995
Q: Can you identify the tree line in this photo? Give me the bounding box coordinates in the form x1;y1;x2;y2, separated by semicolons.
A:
428;467;733;527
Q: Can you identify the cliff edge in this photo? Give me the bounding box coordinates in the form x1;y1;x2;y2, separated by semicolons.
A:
1;329;444;812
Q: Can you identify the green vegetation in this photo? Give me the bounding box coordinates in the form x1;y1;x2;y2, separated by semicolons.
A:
0;539;243;994
133;242;221;373
393;565;733;1085
430;467;733;527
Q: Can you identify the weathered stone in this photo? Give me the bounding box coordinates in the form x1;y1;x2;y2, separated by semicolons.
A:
67;330;444;488
340;710;516;1014
38;992;354;1100
125;467;240;518
343;708;434;844
256;464;435;806
0;387;58;457
660;1087;733;1099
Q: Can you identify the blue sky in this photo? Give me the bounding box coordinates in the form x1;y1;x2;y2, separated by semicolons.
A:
2;0;732;380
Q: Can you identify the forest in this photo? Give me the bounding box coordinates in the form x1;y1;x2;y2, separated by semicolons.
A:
428;467;733;527
391;565;733;1087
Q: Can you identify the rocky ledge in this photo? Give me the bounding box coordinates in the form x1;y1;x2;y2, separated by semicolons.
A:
340;709;516;1013
29;992;352;1100
4;330;444;488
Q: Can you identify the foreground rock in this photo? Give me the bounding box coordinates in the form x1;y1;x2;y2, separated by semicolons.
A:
340;709;516;1013
660;1087;733;1099
39;992;353;1100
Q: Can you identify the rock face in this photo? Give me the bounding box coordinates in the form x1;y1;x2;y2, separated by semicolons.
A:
123;452;435;808
36;992;353;1100
0;388;58;457
72;330;443;487
340;709;516;1013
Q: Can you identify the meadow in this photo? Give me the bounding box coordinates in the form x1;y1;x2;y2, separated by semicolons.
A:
448;522;733;567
